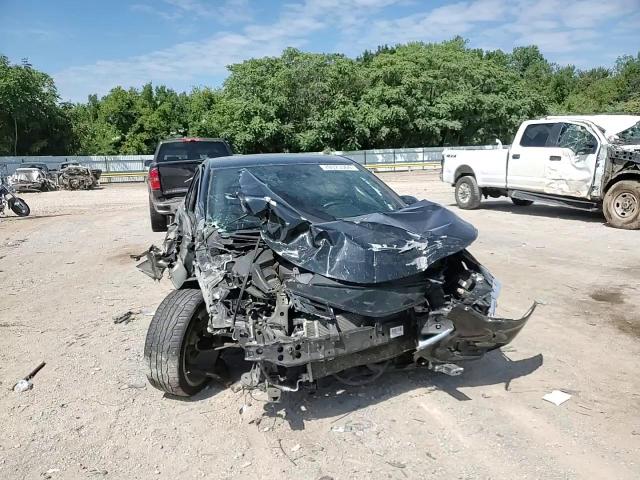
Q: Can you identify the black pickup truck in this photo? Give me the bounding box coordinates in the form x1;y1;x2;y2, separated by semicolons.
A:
148;137;232;231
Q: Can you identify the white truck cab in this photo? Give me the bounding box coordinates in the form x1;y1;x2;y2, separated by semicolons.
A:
441;115;640;229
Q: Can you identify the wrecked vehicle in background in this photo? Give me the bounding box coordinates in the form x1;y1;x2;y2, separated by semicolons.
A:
9;167;57;192
137;154;535;402
58;163;101;190
442;115;640;229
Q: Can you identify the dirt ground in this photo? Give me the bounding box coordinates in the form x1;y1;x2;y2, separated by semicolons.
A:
1;171;639;480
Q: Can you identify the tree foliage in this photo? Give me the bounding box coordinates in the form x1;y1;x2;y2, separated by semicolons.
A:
1;41;639;156
0;56;72;155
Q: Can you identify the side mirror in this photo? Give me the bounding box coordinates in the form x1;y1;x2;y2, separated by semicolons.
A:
400;195;419;205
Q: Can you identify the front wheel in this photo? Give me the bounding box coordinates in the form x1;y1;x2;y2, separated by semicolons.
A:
144;289;218;396
8;197;30;217
454;176;482;209
603;180;640;230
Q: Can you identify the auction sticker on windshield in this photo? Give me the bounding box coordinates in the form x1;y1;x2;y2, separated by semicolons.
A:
319;164;358;171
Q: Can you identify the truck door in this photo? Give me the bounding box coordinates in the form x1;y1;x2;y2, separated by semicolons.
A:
543;123;599;198
508;122;561;192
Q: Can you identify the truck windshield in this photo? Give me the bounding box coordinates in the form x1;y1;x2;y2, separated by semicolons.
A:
206;163;404;232
156;141;230;163
617;122;640;145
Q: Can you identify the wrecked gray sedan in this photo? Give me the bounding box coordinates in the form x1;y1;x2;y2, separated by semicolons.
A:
137;154;534;401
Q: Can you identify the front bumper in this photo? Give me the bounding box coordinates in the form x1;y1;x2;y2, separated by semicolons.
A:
416;302;537;363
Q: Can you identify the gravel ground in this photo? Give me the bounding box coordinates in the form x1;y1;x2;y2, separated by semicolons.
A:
0;173;638;480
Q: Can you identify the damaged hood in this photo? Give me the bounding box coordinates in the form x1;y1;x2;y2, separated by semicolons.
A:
546;115;640;139
237;170;478;284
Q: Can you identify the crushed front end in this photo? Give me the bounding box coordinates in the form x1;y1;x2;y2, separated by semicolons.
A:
138;177;534;402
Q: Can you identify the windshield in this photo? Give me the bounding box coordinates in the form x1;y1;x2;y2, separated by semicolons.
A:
156;141;230;163
617;121;640;145
206;163;404;232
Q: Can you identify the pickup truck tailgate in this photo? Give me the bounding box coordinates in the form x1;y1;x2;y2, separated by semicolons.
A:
158;160;200;197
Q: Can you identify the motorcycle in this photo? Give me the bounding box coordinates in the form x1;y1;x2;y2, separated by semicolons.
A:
0;182;31;217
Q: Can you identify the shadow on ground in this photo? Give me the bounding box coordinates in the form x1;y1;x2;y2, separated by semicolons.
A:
0;213;75;220
165;348;543;430
274;351;544;430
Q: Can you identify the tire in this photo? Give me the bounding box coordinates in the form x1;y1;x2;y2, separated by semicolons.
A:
511;198;534;207
603;180;640;230
149;197;168;232
8;197;30;217
144;289;213;396
455;176;482;210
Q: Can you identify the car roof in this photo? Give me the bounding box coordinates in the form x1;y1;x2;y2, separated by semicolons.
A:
204;153;355;169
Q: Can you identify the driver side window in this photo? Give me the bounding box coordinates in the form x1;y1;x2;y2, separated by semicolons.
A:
557;124;597;154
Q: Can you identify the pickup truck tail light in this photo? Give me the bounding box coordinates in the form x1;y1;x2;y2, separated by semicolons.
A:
149;167;161;191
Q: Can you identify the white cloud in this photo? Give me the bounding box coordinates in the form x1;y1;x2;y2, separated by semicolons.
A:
54;0;640;101
131;0;253;23
55;0;407;100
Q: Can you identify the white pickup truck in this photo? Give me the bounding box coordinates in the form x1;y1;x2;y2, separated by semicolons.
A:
441;115;640;229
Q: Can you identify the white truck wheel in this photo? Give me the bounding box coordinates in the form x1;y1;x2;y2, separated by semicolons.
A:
603;180;640;230
455;176;482;210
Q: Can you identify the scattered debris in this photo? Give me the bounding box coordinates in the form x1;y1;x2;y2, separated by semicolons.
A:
331;420;374;434
291;444;301;453
113;310;135;324
43;468;60;479
277;439;296;466
88;468;108;476
543;390;572;406
13;379;32;393
13;361;46;393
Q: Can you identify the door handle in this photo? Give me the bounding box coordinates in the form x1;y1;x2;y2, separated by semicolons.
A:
549;155;561;161
511;154;520;159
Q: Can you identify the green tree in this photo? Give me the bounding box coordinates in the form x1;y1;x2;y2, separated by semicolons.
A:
0;56;72;155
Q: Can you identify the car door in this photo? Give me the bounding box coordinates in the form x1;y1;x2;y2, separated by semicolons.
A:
170;168;201;287
508;122;562;192
543;122;599;198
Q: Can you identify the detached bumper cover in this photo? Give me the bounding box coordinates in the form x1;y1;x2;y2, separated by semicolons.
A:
417;302;537;363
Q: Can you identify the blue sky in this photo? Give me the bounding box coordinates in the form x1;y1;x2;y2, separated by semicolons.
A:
2;0;639;102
